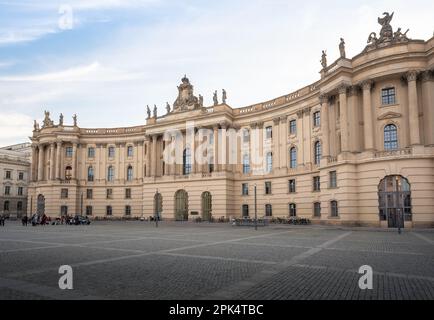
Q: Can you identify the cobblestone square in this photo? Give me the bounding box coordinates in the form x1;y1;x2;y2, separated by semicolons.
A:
0;221;433;300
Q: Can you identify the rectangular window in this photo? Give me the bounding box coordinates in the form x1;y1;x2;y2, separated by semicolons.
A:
18;187;23;196
314;202;321;217
313;176;321;191
289;203;297;217
108;147;115;158
265;126;273;139
289;179;296;193
242;183;249;196
313;111;321;127
86;206;93;216
5;171;11;179
125;188;132;199
331;201;339;217
61;206;68;216
265;204;272;217
127;146;133;157
17;201;23;211
18;172;24;180
243;129;250;143
4;186;11;195
106;206;112;216
88;147;95;158
289;120;297;135
65;147;73;158
61;188;68;199
265;181;272;195
86;189;93;199
125;206;131;216
242;204;249;217
329;171;337;188
106;189;113;199
382;87;396;105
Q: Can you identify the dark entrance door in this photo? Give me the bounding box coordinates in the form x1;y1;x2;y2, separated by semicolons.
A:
36;194;45;217
201;192;212;221
378;176;411;228
175;190;188;221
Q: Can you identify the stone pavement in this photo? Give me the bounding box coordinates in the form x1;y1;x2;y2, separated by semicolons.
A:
0;221;433;300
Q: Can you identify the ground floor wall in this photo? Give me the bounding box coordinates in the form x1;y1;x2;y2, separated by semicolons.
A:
27;157;434;228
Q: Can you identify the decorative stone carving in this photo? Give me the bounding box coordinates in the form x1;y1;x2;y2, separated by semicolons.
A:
280;115;288;124
249;123;257;129
256;121;264;129
213;91;218;106
339;38;346;58
360;80;374;91
421;70;434;82
348;86;359;97
59;113;64;126
33;120;40;131
319;94;329;105
338;84;348;95
73;114;77;126
296;110;304;119
405;70;418;82
377;112;402;120
222;89;227;104
153;105;158;118
273;117;280;125
320;50;327;69
146;105;151;119
365;12;410;52
166;102;171;114
172;75;200;112
199;94;204;107
42;111;54;128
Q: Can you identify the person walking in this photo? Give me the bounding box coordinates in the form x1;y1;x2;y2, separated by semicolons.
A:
0;214;5;227
22;215;28;226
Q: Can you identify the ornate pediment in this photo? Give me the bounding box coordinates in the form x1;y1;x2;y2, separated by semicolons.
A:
172;75;202;113
377;111;402;120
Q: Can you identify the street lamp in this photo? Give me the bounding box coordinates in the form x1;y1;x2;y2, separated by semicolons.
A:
154;188;159;228
254;184;257;231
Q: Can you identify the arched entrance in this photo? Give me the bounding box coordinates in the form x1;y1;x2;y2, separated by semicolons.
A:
154;192;163;220
378;175;412;228
201;192;212;221
174;190;188;221
37;194;45;217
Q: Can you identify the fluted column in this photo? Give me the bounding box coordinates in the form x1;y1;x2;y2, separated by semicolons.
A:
71;143;78;179
213;125;219;172
55;141;62;179
257;121;264;172
406;71;421;145
361;80;374;150
151;135;158;177
138;141;143;179
338;85;350;153
220;122;227;172
31;145;37;182
49;143;55;180
279;116;287;169
37;144;44;181
348;86;359;152
421;70;434;146
272;117;280;170
146;137;151;177
297;110;304;165
101;144;107;181
319;95;330;159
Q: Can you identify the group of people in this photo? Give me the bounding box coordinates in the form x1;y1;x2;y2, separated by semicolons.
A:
21;213;50;226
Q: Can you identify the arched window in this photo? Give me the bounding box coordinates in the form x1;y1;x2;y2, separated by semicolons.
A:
266;152;273;173
384;124;398;150
314;141;321;165
127;166;133;181
289;147;297;168
183;148;191;175
243;154;250;174
107;166;114;182
289;203;297;217
65;166;72;180
87;166;94;182
330;201;338;217
4;201;10;211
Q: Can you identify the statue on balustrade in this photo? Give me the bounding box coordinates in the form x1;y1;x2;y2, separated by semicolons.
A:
73;114;77;126
33;120;40;131
153;105;158;118
42;110;54;128
59;113;64;126
199;94;204;107
320;50;327;69
213;90;218;106
339;38;346;58
166;102;171;114
222;89;227;104
146;105;151;119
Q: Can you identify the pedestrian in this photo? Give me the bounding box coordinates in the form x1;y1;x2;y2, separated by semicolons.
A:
22;215;28;226
0;214;5;227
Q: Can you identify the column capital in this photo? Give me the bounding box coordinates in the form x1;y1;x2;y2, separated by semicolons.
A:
420;70;434;82
151;134;158;141
219;121;229;130
303;106;312;115
296;110;304;118
360;79;374;91
249;122;257;129
256;121;264;129
337;84;349;95
347;85;360;97
319;94;329;105
280;115;288;124
213;125;219;131
273;117;280;125
405;70;419;82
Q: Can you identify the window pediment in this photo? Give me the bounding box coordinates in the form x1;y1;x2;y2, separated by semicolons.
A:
377;112;402;121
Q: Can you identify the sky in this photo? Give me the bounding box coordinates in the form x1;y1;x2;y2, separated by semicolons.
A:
0;0;433;147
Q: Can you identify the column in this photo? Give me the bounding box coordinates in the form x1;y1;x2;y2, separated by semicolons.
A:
406;71;421;145
347;86;359;152
119;143;125;181
338;85;350;153
146;137;151;177
37;144;44;181
272;117;280;170
151;135;158;177
135;142;140;179
297;110;304;166
56;141;62;179
213;125;219;172
220;122;227;172
361;80;374;150
279;116;287;169
421;70;434;145
138;141;143;179
101;144;107;181
50;143;55;180
257;121;264;172
319;95;330;159
71;143;78;179
31;145;37;182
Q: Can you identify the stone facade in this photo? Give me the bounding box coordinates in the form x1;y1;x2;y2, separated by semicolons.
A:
0;143;31;219
28;14;434;228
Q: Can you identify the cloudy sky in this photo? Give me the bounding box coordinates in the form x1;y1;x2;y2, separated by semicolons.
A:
0;0;433;146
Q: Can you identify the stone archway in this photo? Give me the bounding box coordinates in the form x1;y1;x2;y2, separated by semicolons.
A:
174;190;188;221
201;192;212;221
378;175;412;228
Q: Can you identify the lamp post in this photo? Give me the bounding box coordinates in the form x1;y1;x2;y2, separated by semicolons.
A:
254;184;257;231
80;192;83;216
154;189;159;228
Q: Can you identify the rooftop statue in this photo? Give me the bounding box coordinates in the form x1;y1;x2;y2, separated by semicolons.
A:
59;113;64;126
73;114;77;126
33;120;40;131
173;75;200;112
42;110;54;128
320;50;327;69
153;105;157;118
146;105;151;119
339;38;346;58
365;12;410;52
199;94;204;107
222;89;227;104
213;90;218;106
166;102;171;114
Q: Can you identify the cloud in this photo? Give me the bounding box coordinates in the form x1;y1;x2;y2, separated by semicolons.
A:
0;113;34;147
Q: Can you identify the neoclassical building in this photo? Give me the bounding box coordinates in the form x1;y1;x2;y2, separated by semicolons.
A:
28;13;434;228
